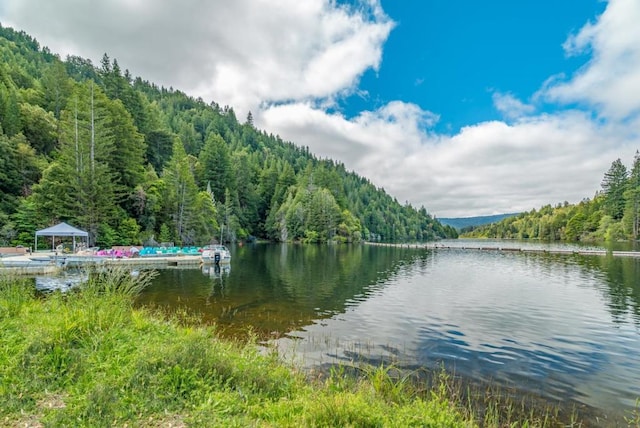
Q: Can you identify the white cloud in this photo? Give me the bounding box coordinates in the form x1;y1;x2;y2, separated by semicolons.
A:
2;0;639;218
1;0;393;116
260;101;437;171
544;0;640;120
492;92;535;120
261;0;640;217
262;102;634;217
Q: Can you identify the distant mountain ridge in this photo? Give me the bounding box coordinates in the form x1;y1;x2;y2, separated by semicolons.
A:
438;213;520;230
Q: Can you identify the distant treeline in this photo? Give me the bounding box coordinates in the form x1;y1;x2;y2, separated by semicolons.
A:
438;213;519;230
0;24;457;247
463;153;640;242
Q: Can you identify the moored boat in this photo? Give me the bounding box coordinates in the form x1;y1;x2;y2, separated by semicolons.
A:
200;245;231;264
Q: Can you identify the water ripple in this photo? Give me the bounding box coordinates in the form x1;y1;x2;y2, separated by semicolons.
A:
288;246;640;421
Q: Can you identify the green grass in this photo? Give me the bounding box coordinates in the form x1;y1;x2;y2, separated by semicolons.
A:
0;269;586;427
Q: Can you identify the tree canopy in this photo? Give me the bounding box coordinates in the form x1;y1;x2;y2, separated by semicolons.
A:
463;152;640;243
0;24;456;247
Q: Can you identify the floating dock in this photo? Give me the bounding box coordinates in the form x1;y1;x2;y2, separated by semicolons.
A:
366;242;640;258
0;253;206;275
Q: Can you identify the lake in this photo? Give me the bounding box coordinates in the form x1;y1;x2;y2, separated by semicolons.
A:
135;241;640;424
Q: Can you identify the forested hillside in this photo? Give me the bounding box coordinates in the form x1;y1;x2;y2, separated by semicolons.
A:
438;213;519;230
0;25;456;248
463;153;640;242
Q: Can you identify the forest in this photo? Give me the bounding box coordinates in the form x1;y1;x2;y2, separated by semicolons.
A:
463;153;640;242
0;25;457;249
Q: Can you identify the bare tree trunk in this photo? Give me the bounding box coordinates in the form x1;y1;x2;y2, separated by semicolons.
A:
177;181;186;244
89;82;97;246
90;81;95;177
633;198;640;241
75;97;79;174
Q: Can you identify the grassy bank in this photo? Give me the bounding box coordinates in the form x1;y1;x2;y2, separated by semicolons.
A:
1;269;577;427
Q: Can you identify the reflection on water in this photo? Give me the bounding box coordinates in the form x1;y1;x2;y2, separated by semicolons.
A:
137;244;418;337
137;242;640;424
34;269;88;292
200;263;231;278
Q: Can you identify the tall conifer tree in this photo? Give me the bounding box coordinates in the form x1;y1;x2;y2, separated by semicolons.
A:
32;81;117;244
601;158;628;220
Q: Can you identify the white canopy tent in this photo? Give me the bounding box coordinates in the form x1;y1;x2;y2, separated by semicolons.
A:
35;222;89;252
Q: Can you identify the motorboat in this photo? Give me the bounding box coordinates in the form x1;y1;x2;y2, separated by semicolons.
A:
200;245;231;264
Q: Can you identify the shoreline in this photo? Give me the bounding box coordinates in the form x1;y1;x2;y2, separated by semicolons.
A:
365;240;640;258
0;253;227;275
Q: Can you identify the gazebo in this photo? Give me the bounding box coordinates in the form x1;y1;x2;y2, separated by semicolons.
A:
35;222;89;252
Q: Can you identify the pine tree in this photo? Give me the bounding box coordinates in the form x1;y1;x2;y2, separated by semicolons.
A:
0;82;21;136
601;158;628;220
0;133;20;212
623;151;640;239
146;129;175;172
31;81;118;244
104;97;146;190
197;133;234;203
162;139;199;245
41;61;72;120
232;150;260;231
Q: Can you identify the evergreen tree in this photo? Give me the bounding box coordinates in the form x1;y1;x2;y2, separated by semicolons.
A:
0;82;21;136
306;188;341;241
18;103;58;155
161;139;199;245
601;158;628;220
65;55;99;82
11;195;40;246
100;56;127;100
41;61;72;120
221;187;242;242
257;158;280;222
104;97;146;191
0;28;456;244
232;149;260;232
188;190;219;244
31;81;118;244
197;133;234;203
623;151;640;239
0;133;21;212
130;165;163;234
11;133;42;196
146;129;175;172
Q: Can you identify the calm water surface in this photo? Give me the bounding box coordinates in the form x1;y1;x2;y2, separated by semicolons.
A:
136;241;640;423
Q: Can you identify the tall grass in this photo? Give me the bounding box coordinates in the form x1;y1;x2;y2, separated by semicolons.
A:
0;269;592;427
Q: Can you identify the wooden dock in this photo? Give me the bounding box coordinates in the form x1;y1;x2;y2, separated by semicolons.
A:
0;264;60;275
0;253;206;275
63;254;204;267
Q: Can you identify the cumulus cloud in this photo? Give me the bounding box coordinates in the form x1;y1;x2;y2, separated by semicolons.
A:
544;0;640;120
0;0;393;116
263;103;632;217
261;101;437;173
492;92;535;120
262;0;640;217
2;0;639;217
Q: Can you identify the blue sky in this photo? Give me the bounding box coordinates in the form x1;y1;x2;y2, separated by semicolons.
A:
347;1;605;133
1;0;639;217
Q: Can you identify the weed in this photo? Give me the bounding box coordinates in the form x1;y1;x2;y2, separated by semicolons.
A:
0;272;604;427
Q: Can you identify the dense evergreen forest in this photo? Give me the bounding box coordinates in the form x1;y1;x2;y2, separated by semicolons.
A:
438;213;519;230
0;25;456;248
463;153;640;242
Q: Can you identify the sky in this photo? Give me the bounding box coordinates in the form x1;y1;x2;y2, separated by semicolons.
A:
1;0;640;218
